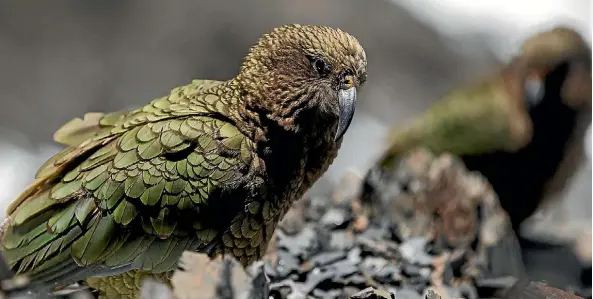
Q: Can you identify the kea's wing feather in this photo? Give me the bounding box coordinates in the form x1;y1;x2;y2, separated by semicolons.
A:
50;79;221;149
1;79;259;288
53;112;118;147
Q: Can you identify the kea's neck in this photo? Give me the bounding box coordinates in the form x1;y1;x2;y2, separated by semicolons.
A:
225;76;336;143
225;78;338;192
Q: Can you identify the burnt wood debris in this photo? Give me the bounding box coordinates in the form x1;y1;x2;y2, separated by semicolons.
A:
0;149;589;299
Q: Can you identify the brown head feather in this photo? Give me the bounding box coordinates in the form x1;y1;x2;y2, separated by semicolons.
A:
520;27;590;70
235;24;367;135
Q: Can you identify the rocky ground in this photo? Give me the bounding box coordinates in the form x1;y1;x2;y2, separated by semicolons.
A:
0;149;588;299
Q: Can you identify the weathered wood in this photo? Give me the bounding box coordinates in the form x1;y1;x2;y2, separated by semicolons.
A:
503;280;584;299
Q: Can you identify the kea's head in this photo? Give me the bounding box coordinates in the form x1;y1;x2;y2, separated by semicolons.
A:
238;24;367;141
517;26;591;110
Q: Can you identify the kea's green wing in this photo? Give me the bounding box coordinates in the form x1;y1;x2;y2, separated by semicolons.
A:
1;80;262;289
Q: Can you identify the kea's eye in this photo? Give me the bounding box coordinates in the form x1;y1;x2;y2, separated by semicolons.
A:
310;56;331;78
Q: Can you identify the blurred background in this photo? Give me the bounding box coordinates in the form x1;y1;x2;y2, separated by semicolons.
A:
0;0;590;292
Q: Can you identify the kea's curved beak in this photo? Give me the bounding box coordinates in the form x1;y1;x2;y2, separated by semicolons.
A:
335;87;357;141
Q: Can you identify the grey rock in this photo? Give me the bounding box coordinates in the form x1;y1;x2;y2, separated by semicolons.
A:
320;208;348;229
275;251;300;278
349;287;394;299
277;226;319;259
329;231;355;251
309;251;347;268
394;288;422;299
399;237;434;266
305;196;330;222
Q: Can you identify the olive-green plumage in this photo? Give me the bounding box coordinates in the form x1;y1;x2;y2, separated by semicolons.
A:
376;65;534;169
1;24;367;298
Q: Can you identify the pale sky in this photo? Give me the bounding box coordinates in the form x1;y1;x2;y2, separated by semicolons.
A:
391;0;591;60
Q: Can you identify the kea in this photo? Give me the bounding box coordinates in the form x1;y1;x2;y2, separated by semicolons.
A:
362;26;590;232
0;24;367;298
